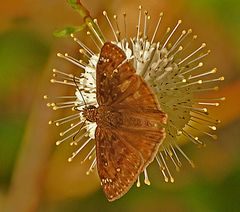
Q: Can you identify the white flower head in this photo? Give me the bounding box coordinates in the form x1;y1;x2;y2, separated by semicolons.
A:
46;3;224;187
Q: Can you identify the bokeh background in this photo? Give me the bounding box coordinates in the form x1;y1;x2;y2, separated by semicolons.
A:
0;0;240;211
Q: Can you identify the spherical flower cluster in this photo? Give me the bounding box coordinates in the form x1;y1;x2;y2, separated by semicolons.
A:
46;3;224;186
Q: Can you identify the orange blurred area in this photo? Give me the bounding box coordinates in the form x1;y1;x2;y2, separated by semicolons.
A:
0;0;240;211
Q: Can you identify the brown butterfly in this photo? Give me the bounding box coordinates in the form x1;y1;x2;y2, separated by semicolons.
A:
82;42;167;201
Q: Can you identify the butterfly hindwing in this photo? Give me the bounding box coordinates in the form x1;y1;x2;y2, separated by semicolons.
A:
117;126;165;169
110;62;167;169
95;126;144;201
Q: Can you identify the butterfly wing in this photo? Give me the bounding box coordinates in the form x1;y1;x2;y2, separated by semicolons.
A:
96;42;167;168
96;42;136;106
95;42;167;200
95;126;144;201
112;75;167;169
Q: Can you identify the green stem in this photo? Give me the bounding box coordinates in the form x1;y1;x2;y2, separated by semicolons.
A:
68;0;105;45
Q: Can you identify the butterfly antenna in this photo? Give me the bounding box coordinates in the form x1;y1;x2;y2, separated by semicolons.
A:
73;76;87;107
73;119;87;141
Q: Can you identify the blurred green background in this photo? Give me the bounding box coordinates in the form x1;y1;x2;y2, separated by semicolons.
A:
0;0;240;211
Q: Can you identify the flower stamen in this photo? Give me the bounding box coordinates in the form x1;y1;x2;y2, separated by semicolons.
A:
156;155;169;182
178;43;206;65
143;11;150;39
86;157;97;175
70;33;94;56
151;12;164;44
137;5;142;41
144;169;151;185
51;114;80;126
174;142;195;168
163;147;180;172
68;137;92;161
81;145;95;164
59;121;83;137
181;129;204;145
159;152;174;183
93;19;106;43
181;62;204;75
87;31;101;51
168;30;186;53
169;144;182;167
162;20;182;50
56;129;81;146
103;11;119;42
57;53;86;70
136;176;141;187
186;123;217;140
186;50;211;66
70;131;88;146
113;14;121;41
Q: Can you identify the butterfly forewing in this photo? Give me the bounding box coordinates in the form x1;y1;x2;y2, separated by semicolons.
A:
96;43;136;106
95;42;167;201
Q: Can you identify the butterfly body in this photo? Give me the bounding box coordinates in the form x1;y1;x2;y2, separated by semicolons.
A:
83;106;123;127
82;42;167;201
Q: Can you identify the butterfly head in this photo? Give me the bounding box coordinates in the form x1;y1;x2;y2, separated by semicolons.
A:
83;105;98;122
